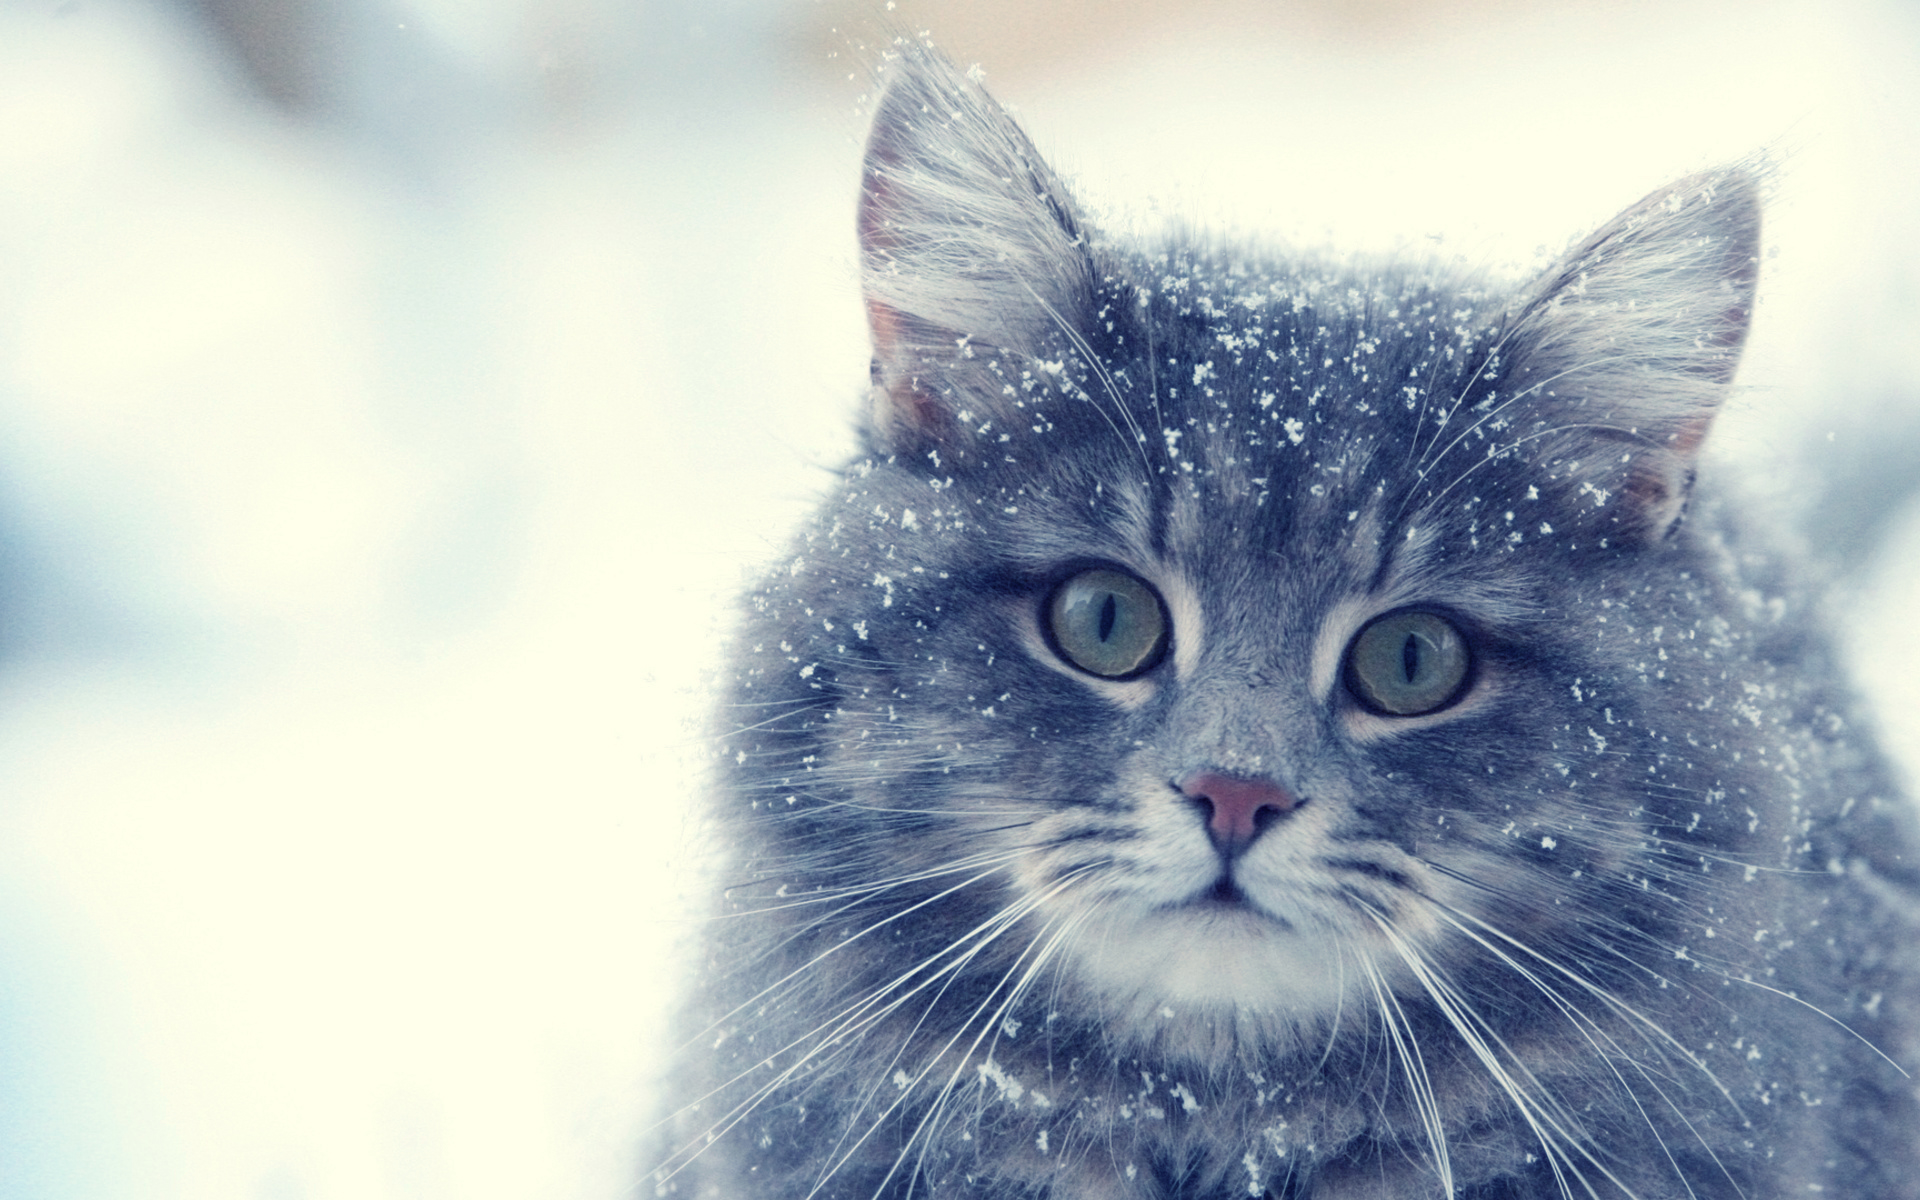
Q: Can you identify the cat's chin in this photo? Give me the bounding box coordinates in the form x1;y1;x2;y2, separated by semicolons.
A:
1063;897;1369;1054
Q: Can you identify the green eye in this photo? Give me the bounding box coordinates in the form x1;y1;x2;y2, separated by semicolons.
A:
1344;610;1472;716
1046;568;1168;679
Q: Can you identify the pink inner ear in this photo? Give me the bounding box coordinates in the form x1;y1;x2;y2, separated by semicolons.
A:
1623;412;1720;540
1578;406;1722;537
859;160;949;447
864;299;950;446
865;297;904;362
1668;414;1714;458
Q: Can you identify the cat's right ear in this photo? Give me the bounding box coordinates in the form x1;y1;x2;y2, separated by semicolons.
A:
1494;168;1762;545
858;46;1097;458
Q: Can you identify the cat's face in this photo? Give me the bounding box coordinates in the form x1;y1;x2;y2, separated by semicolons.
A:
782;281;1629;1057
984;406;1540;1043
732;49;1759;1061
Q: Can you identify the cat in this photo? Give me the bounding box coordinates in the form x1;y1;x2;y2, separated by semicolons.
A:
655;43;1920;1200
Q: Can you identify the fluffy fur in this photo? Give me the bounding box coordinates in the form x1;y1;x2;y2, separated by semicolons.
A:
656;46;1920;1200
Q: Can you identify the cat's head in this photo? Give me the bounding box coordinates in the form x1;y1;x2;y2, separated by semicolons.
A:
733;46;1761;1058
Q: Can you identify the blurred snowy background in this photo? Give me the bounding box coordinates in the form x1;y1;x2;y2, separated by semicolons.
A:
0;0;1915;1196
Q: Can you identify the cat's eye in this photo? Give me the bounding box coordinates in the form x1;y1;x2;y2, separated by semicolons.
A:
1344;610;1472;716
1045;567;1168;679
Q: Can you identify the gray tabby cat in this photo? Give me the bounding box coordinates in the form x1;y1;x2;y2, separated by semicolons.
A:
658;46;1920;1200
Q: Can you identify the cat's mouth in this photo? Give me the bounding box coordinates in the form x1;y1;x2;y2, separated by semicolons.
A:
1205;874;1248;905
1187;872;1295;928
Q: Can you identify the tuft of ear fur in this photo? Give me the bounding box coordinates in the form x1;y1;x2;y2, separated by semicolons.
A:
1499;168;1761;544
858;44;1097;457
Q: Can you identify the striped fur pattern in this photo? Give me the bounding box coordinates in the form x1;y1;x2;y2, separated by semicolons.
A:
657;45;1920;1200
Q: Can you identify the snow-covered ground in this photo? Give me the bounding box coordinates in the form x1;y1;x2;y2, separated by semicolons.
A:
0;1;1913;1197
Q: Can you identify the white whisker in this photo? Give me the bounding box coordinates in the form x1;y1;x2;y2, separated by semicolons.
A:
1358;952;1455;1196
806;867;1102;1199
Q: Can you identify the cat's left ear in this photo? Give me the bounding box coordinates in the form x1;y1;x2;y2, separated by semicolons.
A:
857;46;1097;458
1498;169;1761;544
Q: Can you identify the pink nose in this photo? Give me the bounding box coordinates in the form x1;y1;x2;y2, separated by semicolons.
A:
1178;771;1298;852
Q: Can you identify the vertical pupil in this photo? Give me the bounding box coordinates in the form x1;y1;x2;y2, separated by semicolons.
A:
1401;633;1420;683
1098;594;1118;643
